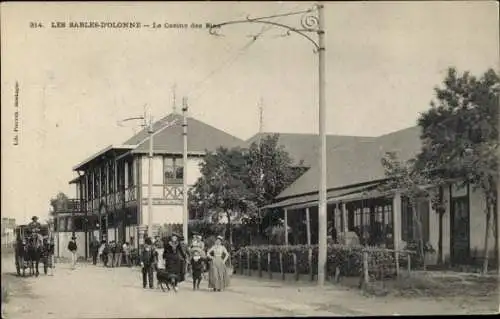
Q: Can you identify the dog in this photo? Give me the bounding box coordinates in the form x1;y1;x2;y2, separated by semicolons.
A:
156;269;179;292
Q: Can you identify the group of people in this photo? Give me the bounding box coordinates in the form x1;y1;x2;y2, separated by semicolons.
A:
140;232;231;292
89;238;132;268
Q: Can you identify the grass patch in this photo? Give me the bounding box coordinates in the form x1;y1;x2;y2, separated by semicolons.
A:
351;271;499;313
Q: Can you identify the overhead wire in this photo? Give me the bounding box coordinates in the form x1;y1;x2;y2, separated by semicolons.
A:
186;3;303;104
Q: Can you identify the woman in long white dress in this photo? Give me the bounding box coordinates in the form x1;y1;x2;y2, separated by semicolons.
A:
206;236;230;291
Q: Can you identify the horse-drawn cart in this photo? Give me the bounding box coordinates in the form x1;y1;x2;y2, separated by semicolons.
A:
14;224;51;276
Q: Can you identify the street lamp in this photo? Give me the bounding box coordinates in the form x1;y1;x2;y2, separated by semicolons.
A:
209;2;328;286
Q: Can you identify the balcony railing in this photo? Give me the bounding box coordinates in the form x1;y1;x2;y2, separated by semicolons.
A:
164;185;183;200
53;199;84;214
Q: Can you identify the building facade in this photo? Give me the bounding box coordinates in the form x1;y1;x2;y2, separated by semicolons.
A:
66;113;243;256
1;218;16;248
263;126;495;266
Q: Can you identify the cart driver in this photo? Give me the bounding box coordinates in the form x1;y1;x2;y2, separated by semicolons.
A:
28;216;42;235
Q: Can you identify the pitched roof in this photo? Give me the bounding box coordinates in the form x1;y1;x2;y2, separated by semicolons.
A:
276;126;423;199
73;113;243;171
243;132;375;167
125;113;244;154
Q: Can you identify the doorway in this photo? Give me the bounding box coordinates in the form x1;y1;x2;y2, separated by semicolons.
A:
450;196;470;265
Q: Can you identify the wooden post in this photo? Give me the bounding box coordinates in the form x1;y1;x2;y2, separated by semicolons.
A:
308;247;314;281
342;202;348;234
247;251;251;276
284;208;289;246
267;252;272;279
239;250;243;275
393;192;402;277
363;251;369;284
407;252;411;275
257;251;262;278
293;253;299;281
280;252;285;281
306;207;311;246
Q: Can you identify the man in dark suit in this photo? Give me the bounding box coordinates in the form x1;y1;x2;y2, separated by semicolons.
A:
140;237;157;289
89;237;100;265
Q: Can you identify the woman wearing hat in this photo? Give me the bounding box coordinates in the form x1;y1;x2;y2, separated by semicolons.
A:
206;235;230;291
162;234;186;292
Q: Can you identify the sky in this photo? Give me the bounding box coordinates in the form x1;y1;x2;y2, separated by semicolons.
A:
1;1;498;224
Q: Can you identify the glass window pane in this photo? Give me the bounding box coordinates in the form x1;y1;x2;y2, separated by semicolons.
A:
164;157;174;167
175;166;183;180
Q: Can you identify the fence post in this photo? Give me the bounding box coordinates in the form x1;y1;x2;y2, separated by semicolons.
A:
268;252;272;279
407;252;411;275
308;247;314;281
293;252;299;281
239;250;243;275
257;251;262;278
363;251;369;284
247;250;251;276
395;250;400;278
279;252;285;281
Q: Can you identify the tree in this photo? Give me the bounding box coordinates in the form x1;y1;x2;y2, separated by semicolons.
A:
416;67;499;273
244;134;307;240
188;134;307;245
49;192;70;216
189;146;255;245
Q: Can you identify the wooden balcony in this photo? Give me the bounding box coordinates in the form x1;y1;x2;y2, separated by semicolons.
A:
53;199;84;214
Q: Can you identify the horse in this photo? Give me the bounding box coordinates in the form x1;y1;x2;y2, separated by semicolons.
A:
15;238;29;277
25;233;44;277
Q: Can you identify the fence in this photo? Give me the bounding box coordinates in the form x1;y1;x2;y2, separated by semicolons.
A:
231;244;416;286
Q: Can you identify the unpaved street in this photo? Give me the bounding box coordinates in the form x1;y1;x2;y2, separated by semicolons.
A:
1;258;340;318
3;255;493;318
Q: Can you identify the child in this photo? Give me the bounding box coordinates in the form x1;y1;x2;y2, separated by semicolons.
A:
190;250;205;290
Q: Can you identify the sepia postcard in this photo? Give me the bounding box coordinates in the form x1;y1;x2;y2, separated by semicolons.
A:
1;1;499;318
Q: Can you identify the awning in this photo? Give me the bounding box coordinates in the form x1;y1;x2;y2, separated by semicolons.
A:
262;182;383;210
68;175;83;185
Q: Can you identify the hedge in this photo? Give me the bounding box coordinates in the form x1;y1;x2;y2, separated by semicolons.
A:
232;244;415;282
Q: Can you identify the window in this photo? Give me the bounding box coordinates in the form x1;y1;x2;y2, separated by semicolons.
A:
101;165;107;195
117;163;125;191
127;160;134;187
94;169;100;198
163;157;183;183
108;162;115;193
88;173;93;199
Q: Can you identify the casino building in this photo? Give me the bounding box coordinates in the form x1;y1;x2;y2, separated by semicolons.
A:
56;112;243;258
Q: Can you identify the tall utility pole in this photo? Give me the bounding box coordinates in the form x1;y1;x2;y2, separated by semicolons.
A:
316;2;327;286
182;98;189;242
147;112;154;238
209;2;327;286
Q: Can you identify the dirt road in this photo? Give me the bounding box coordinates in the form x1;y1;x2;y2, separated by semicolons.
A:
1;258;340;318
2;255;493;318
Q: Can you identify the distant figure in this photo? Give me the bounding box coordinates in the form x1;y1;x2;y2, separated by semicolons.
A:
122;242;131;267
109;240;118;267
67;236;78;270
48;236;55;275
99;241;109;267
206;235;230;292
90;237;100;265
